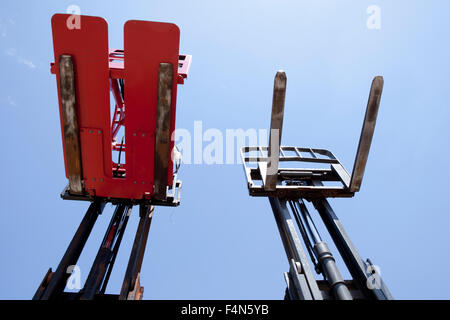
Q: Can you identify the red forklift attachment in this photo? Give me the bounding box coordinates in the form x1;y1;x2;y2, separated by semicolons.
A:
50;14;191;205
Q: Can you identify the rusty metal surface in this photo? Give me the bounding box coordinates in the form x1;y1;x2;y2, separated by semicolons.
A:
126;273;144;300
266;71;287;191
349;76;383;192
59;55;83;195
154;63;174;201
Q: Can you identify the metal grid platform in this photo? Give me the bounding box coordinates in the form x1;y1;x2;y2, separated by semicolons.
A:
241;146;354;200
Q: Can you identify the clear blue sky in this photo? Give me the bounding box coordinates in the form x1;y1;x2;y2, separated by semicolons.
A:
1;0;450;300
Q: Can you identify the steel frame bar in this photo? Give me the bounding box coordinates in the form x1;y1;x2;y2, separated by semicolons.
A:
35;201;105;300
119;204;154;300
110;78;125;150
284;270;298;300
60;181;182;207
288;201;318;269
241;146;354;199
269;197;323;300
100;206;131;294
243;146;339;163
106;48;192;84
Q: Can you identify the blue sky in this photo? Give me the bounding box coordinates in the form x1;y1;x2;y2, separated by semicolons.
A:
1;0;450;299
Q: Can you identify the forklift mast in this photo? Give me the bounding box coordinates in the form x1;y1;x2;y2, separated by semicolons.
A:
34;14;191;300
240;71;393;300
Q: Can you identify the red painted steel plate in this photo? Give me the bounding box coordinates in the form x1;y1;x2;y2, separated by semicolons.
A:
124;20;180;188
51;14;112;183
52;15;181;200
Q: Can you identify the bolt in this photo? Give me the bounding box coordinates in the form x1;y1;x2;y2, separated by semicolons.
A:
296;262;302;274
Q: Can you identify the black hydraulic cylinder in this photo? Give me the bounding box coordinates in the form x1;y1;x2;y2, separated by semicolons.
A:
295;200;352;300
314;242;352;300
100;206;131;294
313;197;393;300
80;204;129;300
36;201;104;300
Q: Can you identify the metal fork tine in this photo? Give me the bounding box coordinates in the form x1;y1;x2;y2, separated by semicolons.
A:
265;71;287;191
349;76;383;192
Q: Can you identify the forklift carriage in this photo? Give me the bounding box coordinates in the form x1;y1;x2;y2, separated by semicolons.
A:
50;14;191;205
